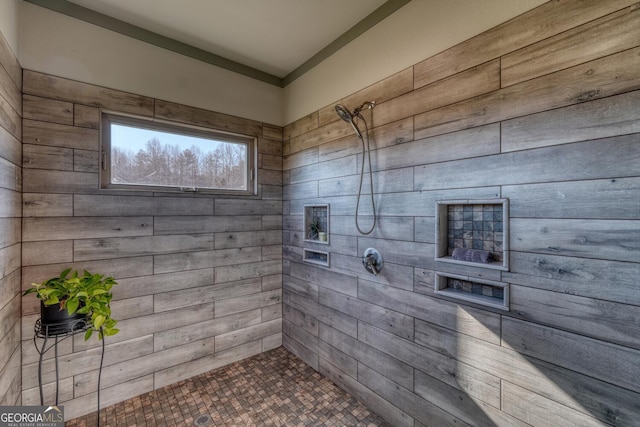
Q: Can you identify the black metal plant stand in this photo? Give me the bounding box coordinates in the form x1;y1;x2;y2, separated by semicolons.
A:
34;318;105;426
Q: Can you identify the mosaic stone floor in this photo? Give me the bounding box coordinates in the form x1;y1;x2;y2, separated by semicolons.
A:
66;346;391;427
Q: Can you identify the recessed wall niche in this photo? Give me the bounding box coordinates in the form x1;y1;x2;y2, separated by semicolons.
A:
303;249;330;267
435;199;509;271
435;272;509;311
304;204;329;244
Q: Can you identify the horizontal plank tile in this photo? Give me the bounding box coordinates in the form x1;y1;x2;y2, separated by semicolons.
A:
283;147;318;171
375;60;500;128
261;124;282;141
359;322;501;408
155;99;261;136
73;337;214;395
22;169;97;194
510;285;640;350
22;240;73;266
0;218;19;249
289;261;357;297
322;67;415;128
415;315;640;426
0;123;21;166
286;290;357;338
502;316;640;394
23;335;154;389
22;193;72;217
215;289;281;318
154;278;261;312
289;155;357;184
64;375;153;420
214;199;282;215
23;119;98;150
415;47;640;138
511;218;640;262
75;234;214;261
413;0;636;88
23;144;73;170
154;215;260;235
214;230;282;249
506;251;639;305
153;247;261;274
153;308;261;351
413;369;528;427
153;341;262;389
283;111;318;141
74;194;213;216
0;188;21;218
415;135;640;191
215;319;281;351
113;268;213;300
73;104;99;129
319;287;414;341
319;323;413;390
73;149;98;172
318;357;413;427
358;279;500;344
504;177;640;220
23;216;153;241
502;4;640;87
216;259;282;284
0;91;20;139
373;123;500;173
502;90;640;152
358;362;471;427
23;70;154;116
502;381;607;427
319;167;413;198
318;118;414;164
23;94;73;125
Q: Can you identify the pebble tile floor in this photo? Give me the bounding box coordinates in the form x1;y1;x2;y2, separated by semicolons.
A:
66;346;392;426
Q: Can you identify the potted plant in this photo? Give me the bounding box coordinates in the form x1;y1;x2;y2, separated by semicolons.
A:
23;268;119;340
308;218;321;240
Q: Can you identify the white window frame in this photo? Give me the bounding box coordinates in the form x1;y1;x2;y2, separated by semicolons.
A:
100;111;257;195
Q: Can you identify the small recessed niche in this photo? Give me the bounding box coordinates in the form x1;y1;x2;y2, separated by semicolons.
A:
435;272;509;311
304;204;329;244
435;199;509;271
303;249;330;267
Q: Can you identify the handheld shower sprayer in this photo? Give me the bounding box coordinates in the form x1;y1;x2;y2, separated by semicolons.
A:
334;102;376;139
334;101;377;235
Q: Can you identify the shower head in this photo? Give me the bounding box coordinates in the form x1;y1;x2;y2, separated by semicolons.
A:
335;104;353;123
335;104;362;138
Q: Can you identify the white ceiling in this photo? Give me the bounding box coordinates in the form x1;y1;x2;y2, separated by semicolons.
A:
66;0;388;79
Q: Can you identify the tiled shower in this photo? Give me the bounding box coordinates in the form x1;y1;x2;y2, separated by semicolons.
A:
0;1;639;426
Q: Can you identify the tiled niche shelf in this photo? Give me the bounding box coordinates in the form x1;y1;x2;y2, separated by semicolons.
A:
435;198;509;271
435;272;510;311
304;204;329;244
303;249;330;267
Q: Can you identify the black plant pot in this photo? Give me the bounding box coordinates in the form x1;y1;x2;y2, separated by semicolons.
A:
39;301;88;336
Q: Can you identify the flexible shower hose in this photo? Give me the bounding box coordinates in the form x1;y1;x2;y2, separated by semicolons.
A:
355;116;376;235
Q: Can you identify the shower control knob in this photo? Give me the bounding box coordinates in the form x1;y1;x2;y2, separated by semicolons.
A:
363;248;383;275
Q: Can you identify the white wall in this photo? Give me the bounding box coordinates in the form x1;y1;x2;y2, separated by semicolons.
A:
283;0;546;124
19;2;284;126
0;0;19;56
17;0;547;127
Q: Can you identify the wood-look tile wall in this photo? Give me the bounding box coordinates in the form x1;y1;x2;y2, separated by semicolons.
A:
0;31;22;406
282;1;640;426
19;71;283;419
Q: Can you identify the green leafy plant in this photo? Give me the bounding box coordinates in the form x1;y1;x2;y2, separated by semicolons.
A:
308;218;321;239
23;268;119;340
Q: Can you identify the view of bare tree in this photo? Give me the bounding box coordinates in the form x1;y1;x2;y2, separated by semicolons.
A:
112;138;247;189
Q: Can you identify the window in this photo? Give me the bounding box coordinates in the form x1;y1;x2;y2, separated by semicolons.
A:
101;112;256;195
